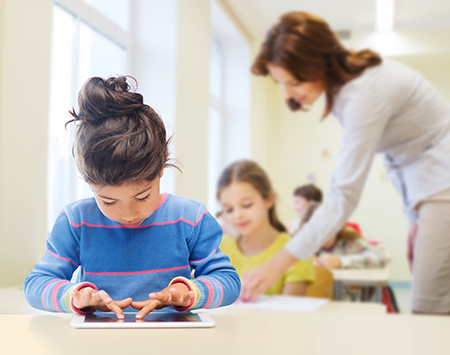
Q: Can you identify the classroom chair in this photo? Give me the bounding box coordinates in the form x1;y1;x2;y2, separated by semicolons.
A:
306;266;334;300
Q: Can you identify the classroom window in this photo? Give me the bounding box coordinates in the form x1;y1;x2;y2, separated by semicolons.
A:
209;1;251;215
47;1;128;230
83;0;130;31
208;36;223;216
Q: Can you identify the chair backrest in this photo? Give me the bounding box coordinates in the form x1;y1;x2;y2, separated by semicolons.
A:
306;266;334;300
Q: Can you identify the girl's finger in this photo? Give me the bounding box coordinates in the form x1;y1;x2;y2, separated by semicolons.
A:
116;297;133;309
149;291;171;303
169;288;181;302
135;300;159;319
182;291;194;303
131;300;148;310
70;289;84;308
106;301;124;319
93;290;123;319
83;287;94;295
93;290;112;305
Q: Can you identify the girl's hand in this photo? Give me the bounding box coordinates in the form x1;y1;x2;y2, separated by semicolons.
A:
407;222;418;272
70;287;132;319
317;253;342;269
131;283;194;319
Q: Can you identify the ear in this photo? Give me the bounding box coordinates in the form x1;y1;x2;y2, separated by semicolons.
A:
160;169;164;178
265;194;275;209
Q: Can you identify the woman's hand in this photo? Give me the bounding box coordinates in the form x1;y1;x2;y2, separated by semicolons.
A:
70;287;132;319
407;222;418;272
131;283;194;319
316;253;342;269
240;248;298;302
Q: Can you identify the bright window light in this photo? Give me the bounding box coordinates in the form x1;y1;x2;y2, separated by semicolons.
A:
376;0;395;31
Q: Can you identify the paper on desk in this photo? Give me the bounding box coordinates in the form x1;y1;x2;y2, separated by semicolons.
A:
231;295;328;312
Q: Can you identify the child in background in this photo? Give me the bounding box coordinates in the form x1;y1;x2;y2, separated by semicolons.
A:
300;203;387;269
287;184;363;236
218;160;314;297
24;76;240;319
286;184;323;235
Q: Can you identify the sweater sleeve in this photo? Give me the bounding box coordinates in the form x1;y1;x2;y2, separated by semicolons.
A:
170;205;241;311
286;78;393;260
23;210;95;314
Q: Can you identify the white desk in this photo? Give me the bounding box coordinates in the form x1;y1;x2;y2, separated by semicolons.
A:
1;299;385;355
3;305;450;355
331;267;390;302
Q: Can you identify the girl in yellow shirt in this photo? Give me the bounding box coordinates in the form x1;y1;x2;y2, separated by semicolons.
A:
218;160;314;296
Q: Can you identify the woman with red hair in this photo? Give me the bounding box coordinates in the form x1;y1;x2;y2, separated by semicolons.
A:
241;11;450;315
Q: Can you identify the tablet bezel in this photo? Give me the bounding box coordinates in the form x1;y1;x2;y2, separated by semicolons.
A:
70;311;215;329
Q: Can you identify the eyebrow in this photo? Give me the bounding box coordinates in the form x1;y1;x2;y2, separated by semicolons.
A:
97;186;153;201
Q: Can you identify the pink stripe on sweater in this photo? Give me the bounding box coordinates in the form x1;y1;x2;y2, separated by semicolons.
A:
64;208;208;229
85;264;189;276
51;280;69;313
190;249;217;263
46;249;79;266
197;278;214;308
217;280;224;307
154;193;168;211
41;279;58;311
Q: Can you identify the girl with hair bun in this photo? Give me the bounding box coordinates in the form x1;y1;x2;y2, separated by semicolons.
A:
218;160;314;296
242;11;450;315
24;76;240;319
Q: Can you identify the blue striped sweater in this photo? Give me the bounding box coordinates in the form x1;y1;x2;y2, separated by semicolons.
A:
24;193;240;314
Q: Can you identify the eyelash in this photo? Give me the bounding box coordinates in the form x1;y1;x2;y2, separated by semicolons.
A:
137;194;150;202
224;203;252;213
101;194;150;206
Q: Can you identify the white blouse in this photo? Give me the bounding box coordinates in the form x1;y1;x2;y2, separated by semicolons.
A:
286;58;450;260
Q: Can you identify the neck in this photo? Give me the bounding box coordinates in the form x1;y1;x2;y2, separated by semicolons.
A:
238;220;280;256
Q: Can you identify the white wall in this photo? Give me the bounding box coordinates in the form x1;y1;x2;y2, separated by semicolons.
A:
0;0;52;287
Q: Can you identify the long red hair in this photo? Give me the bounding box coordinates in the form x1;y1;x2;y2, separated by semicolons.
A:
252;11;382;118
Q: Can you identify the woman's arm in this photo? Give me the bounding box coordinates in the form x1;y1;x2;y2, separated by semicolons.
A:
241;76;393;300
240;247;299;301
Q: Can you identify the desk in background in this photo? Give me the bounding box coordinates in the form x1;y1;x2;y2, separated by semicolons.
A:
331;267;390;302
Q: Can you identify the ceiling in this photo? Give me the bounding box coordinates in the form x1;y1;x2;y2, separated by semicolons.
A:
225;0;450;40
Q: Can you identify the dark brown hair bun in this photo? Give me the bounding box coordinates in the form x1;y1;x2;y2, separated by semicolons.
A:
68;76;144;126
66;75;179;186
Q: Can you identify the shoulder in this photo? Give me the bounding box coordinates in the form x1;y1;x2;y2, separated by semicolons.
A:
333;58;423;116
61;197;105;225
274;232;292;246
220;235;239;252
154;193;209;223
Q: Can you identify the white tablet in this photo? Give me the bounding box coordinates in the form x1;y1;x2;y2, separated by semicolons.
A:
71;311;215;329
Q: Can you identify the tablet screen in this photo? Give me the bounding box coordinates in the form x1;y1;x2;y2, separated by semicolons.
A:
84;312;202;323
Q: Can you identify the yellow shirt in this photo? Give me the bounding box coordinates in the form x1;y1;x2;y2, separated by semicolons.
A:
220;232;315;296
